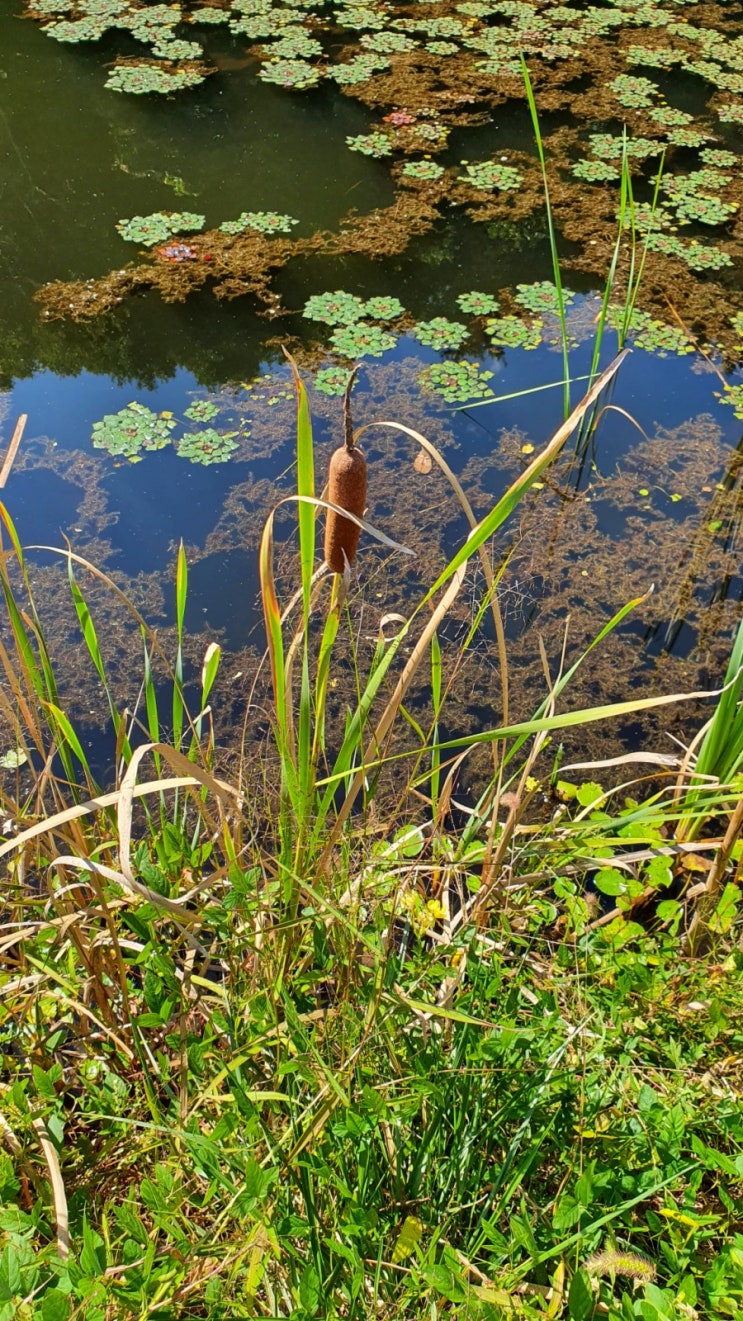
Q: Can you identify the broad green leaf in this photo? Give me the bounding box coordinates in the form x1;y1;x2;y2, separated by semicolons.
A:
391;1216;423;1264
568;1268;594;1320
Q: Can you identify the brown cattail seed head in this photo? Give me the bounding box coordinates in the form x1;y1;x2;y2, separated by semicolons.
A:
324;443;367;574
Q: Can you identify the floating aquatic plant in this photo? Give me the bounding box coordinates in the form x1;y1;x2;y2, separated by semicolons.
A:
423;16;469;37
514;281;574;315
91;402;176;460
303;290;367;326
588;133;661;160
573;159;621;182
412;317;469;351
184;399;220;422
410;122;449;146
329;322;397;358
401;160;445;181
700;148;737;168
364;295;405;320
177;428;239;464
626;43;680;68
315;366;354;396
218;211;299;235
259;59;320;89
662;173;737;226
418;360;494;403
265;30;323;59
486;315;543;350
331;54;390;84
152;38;203;61
715;382;743;419
649;106;692;127
609;74;658;108
456;290;499;315
475;55;522;77
717;104;743;124
190;7;227;23
46;16;108;41
666;127;709;148
105;62;207;94
360;30;417;53
610;307;693;356
457;160;522;190
116;211;205;246
346;132;393;157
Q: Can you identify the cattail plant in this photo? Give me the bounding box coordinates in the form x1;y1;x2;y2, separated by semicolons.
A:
324;367;367;574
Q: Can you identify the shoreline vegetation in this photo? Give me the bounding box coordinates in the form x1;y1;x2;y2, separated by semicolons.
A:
2;8;743;1317
1;347;742;1320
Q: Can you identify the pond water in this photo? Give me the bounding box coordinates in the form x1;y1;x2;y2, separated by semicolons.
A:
3;0;743;792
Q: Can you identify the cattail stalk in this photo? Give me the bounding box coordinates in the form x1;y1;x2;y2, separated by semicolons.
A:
324;367;367;574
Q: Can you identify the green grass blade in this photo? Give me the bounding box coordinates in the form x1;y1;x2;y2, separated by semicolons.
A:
430;630;442;817
424;351;628;606
521;56;570;416
68;558;132;762
45;700;94;784
172;541;187;752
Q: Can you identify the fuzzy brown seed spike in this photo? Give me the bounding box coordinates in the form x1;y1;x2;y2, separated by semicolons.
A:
324;444;367;574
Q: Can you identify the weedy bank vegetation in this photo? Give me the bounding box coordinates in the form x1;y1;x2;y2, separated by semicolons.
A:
1;111;742;1321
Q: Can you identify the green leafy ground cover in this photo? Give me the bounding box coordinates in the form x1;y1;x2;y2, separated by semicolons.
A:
4;859;742;1320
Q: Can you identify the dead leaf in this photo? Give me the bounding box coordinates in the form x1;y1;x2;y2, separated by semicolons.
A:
414;449;432;474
